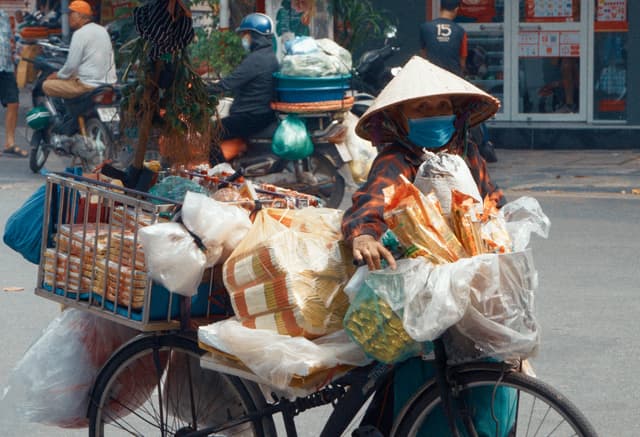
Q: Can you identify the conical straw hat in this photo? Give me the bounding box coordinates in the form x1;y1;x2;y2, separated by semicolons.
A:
355;56;500;142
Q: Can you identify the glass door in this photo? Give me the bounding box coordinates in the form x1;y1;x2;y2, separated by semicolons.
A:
512;0;587;121
456;0;508;120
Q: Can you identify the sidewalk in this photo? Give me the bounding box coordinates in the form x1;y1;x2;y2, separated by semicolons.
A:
2;87;639;195
490;149;640;196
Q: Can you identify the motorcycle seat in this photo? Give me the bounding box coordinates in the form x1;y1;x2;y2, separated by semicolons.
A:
249;120;279;140
66;85;116;103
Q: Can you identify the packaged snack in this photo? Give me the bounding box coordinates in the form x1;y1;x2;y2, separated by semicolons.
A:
383;175;466;264
450;189;485;256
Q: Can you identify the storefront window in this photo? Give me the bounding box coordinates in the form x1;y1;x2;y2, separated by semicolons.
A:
455;1;505;112
593;1;628;120
517;0;581;114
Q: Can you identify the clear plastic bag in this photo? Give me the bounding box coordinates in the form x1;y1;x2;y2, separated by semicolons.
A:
271;115;314;160
280;39;352;76
223;210;352;338
198;319;369;392
444;250;540;363
338;112;377;184
1;309;138;428
138;222;207;296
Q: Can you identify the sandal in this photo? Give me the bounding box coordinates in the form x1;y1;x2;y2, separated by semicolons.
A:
2;145;28;158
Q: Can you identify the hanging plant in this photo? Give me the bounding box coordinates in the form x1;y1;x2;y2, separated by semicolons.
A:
331;0;394;54
117;0;218;167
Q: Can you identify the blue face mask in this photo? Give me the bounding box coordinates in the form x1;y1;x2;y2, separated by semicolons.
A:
406;115;456;149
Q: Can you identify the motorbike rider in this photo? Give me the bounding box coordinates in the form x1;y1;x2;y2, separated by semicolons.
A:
209;13;279;165
42;0;116;99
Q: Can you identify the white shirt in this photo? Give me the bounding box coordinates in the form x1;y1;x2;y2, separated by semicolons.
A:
58;22;117;86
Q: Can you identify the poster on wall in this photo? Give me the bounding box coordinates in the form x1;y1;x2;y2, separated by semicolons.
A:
518;30;579;58
458;0;497;23
525;0;578;23
265;0;333;58
595;0;627;31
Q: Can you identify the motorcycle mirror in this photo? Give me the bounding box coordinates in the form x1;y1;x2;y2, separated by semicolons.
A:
384;26;398;40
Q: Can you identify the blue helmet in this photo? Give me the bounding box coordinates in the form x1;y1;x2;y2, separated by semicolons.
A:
236;13;273;36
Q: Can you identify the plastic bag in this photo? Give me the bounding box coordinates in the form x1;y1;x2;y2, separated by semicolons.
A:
198;319;369;392
414;151;482;214
223;210;352;338
181;191;252;266
444;250;540;363
272;115;314;160
338;112;377;184
280;38;352;77
500;196;551;252
1;309;138;428
148;175;209;202
138;222;207;296
343;275;426;364
284;36;319;55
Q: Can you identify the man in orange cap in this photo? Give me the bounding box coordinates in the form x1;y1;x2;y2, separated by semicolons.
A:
43;0;116;98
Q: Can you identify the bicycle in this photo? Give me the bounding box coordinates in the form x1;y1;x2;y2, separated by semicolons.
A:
86;328;597;436
34;172;597;437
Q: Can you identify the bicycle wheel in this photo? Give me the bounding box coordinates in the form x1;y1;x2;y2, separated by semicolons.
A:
88;333;276;437
393;363;598;437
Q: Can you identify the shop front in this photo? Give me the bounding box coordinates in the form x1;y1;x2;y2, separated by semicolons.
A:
427;0;637;148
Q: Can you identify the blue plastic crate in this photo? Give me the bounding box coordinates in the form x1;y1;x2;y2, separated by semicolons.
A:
274;73;351;103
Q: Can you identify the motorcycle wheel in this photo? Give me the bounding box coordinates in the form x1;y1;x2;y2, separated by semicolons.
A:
29;129;50;173
296;152;345;208
85;117;114;169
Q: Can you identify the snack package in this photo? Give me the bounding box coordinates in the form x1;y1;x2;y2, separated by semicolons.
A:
223;211;353;338
479;195;512;253
383;175;467;263
450;189;485;256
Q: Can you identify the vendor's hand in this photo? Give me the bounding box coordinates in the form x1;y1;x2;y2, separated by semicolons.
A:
352;234;396;271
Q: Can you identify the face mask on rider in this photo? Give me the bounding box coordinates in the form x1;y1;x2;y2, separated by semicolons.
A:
241;35;252;52
405;114;456;149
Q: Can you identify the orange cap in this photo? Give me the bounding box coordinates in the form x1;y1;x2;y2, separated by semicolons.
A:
68;0;93;16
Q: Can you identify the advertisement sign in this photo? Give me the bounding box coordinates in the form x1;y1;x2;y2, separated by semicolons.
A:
519;30;579;58
458;0;497;23
525;0;578;23
595;0;627;31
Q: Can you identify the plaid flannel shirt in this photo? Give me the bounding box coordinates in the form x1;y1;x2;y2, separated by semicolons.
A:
341;139;505;242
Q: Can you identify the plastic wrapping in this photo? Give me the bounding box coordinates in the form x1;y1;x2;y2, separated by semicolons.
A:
338;112;377;184
1;309;138;428
271;114;314;160
343;269;427;364
264;206;344;241
413;151;482;214
349;196;549;362
444;250;540;363
280;39;352;77
223;210;352;338
500;196;551;252
138;222;207;296
198;319;369;392
148;175;209;202
181;191;252;266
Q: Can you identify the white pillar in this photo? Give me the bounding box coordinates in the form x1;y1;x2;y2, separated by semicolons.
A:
219;0;230;30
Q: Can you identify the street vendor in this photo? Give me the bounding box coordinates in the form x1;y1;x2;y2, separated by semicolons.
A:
342;55;504;271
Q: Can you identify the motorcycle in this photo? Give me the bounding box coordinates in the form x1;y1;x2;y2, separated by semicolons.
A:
215;97;354;208
22;39;120;173
350;26;401;110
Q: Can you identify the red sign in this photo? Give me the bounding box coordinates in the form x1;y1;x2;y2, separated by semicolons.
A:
525;0;579;23
458;0;497;23
595;0;628;32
